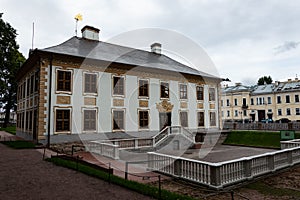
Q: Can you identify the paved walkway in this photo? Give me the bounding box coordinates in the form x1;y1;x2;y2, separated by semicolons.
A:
0;143;153;200
0;131;21;141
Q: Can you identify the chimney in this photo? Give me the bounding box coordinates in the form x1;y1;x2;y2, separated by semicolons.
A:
288;78;292;82
81;25;100;41
151;43;162;54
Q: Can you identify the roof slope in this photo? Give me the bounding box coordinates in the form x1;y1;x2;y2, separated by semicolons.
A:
41;37;219;79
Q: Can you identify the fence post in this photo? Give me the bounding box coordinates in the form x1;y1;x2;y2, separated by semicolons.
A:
114;145;119;160
174;159;182;177
287;150;293;166
210;164;221;188
135;139;138;149
243;159;252;179
267;154;275;171
147;153;153;170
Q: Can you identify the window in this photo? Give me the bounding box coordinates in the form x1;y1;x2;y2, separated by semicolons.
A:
209;88;215;101
267;97;272;104
286;108;291;116
160;82;169;98
180;111;188;127
26;78;30;96
226;99;230;106
30;75;34;94
196;86;204;101
113;110;124;130
221;100;224;107
296;95;299;103
277;96;281;104
234;110;238;117
34;71;39;92
210;112;216;126
197;112;204;127
56;110;70;132
179;84;187;99
139;79;149;97
57;70;71;92
243;110;247;117
234;98;238;106
139;110;149;129
296;108;300;115
242;98;246;106
278;109;282;116
113;76;124;95
83;110;96;131
22;82;26;98
227;110;230;117
222;111;224;117
286;95;290;103
84;73;97;93
250;98;254;105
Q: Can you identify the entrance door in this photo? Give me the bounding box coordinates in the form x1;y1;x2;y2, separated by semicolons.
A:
159;112;171;131
257;110;266;122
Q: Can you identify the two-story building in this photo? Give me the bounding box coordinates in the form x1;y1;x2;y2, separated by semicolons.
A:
16;25;222;143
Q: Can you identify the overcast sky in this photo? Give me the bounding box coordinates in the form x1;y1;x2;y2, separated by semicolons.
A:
2;0;300;85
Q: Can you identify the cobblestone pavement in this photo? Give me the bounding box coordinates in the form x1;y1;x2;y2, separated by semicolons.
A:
0;143;154;200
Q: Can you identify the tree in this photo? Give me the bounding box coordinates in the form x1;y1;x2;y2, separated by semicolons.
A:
257;76;273;85
0;13;25;127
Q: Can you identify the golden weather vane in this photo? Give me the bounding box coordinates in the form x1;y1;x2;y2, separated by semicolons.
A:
74;13;83;36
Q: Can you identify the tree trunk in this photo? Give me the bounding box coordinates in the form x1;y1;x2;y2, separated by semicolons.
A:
3;92;12;128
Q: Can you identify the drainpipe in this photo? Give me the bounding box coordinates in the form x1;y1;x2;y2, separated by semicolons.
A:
47;54;53;148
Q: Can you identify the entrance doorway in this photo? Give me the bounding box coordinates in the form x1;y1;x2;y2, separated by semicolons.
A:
159;112;171;131
257;110;266;122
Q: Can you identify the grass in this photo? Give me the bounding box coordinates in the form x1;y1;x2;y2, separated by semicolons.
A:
245;182;300;197
223;131;283;148
0;140;36;149
47;157;195;200
0;126;16;135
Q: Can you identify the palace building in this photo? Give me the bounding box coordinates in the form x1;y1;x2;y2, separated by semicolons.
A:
16;25;222;142
221;79;300;122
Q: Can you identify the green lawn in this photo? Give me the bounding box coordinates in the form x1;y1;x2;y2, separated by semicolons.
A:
0;126;16;135
0;140;36;149
223;131;300;149
47;157;195;200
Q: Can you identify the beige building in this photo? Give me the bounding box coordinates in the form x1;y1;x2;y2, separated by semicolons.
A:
221;78;300;122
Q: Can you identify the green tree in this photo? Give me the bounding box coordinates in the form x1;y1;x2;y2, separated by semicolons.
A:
257;76;273;85
0;13;25;127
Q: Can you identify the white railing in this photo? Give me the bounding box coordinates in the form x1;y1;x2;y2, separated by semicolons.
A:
152;126;169;147
148;145;300;188
85;141;119;159
281;139;300;149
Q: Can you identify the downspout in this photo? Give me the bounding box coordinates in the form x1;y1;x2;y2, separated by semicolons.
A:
47;54;53;148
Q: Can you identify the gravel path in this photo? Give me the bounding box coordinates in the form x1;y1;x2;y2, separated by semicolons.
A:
0;144;153;200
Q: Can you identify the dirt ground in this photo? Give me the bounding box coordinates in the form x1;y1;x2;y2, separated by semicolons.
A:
0;143;153;200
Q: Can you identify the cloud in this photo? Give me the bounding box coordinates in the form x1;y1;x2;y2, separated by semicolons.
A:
274;41;300;54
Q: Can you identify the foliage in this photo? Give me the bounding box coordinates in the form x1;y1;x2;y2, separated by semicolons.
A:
0;140;36;149
47;157;195;200
0;125;16;134
257;75;273;85
0;13;25;127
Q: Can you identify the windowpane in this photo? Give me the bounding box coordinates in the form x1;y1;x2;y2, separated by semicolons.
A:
160;82;169;98
296;95;299;103
277;96;281;104
197;112;204;127
84;110;96;131
139;111;149;129
57;70;72;92
139;80;149;97
179;84;187;99
286;95;290;103
113;110;124;130
56;110;70;132
113;77;124;95
196;86;203;100
180;112;188;127
209;88;215;101
84;74;97;93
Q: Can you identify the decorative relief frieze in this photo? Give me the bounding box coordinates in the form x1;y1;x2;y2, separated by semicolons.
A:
113;99;124;107
180;102;187;109
156;99;174;113
84;97;96;105
139;100;148;107
197;103;203;109
57;96;71;104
